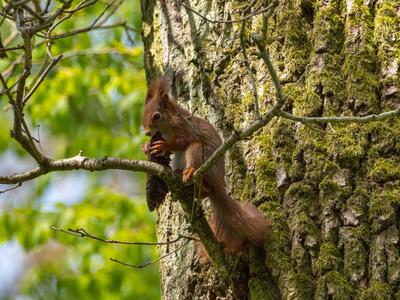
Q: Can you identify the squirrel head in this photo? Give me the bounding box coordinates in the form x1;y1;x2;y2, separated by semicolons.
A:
142;77;178;137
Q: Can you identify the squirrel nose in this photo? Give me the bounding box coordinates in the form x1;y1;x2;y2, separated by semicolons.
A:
144;130;152;137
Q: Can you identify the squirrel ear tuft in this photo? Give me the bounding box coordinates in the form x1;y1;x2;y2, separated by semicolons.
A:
146;76;175;107
158;76;174;109
159;90;171;109
145;81;157;104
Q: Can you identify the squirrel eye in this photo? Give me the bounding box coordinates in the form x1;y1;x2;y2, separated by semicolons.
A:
152;112;161;121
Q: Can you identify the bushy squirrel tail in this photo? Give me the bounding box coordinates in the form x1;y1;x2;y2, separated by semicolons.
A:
209;189;271;253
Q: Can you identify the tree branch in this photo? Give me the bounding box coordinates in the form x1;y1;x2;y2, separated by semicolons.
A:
0;182;22;194
0;44;24;52
181;1;277;24
192;24;285;182
50;226;198;246
0;155;173;185
110;240;190;269
38;21;128;40
23;54;63;105
239;3;260;119
0;152;232;280
278;109;400;124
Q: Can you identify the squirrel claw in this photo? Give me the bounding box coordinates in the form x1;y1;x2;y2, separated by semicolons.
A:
149;141;169;156
141;142;150;155
152;141;166;146
182;167;195;183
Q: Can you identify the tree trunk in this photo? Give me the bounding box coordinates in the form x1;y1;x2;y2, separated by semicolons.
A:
141;0;400;299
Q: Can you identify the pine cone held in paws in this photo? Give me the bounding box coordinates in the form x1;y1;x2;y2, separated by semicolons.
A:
145;132;171;211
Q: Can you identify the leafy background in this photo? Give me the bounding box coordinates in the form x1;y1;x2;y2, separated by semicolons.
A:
0;1;160;299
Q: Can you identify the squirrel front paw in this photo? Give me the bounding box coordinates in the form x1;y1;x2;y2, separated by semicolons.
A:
182;167;195;183
149;140;169;156
141;142;150;155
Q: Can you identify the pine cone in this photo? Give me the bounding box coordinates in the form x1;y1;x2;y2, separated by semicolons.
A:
145;132;171;211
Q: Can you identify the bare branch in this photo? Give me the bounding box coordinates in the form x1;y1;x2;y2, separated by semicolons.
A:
0;183;22;194
0;44;24;52
64;0;98;14
15;31;32;105
252;33;285;103
61;47;127;59
0;71;14;102
3;28;19;48
110;240;190;269
17;1;72;34
278;109;400;124
44;0;94;40
192;104;280;182
21;3;44;22
181;1;277;24
0;155;173;185
43;0;52;14
239;5;260;119
96;0;123;27
38;21;127;40
88;0;117;28
50;226;199;245
38;0;121;40
193;24;284;182
23;54;63;105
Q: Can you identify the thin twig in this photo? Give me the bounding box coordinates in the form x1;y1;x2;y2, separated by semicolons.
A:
192;15;284;182
110;240;190;269
64;0;98;13
36;124;43;152
43;0;52;14
88;0;117;29
0;183;22;194
278;109;400;124
17;1;73;34
15;31;32;105
30;55;50;87
23;55;63;105
38;21;127;40
21;4;44;21
0;71;15;102
252;33;284;103
39;0;119;41
286;67;308;98
4;29;20;48
0;45;24;52
97;0;123;26
239;4;260;119
181;1;276;24
50;226;199;245
45;0;99;39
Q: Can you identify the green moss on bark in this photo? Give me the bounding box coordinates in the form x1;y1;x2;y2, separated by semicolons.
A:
315;271;354;300
359;283;394;300
368;158;400;183
286;271;314;300
342;0;378;114
326;124;368;169
315;242;342;275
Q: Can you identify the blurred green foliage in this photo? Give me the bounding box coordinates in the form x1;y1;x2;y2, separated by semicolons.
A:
0;187;159;300
0;0;159;299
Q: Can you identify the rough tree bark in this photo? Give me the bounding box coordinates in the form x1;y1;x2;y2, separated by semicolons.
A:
141;0;400;299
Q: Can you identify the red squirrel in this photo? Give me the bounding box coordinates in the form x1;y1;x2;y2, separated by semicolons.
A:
142;77;270;253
